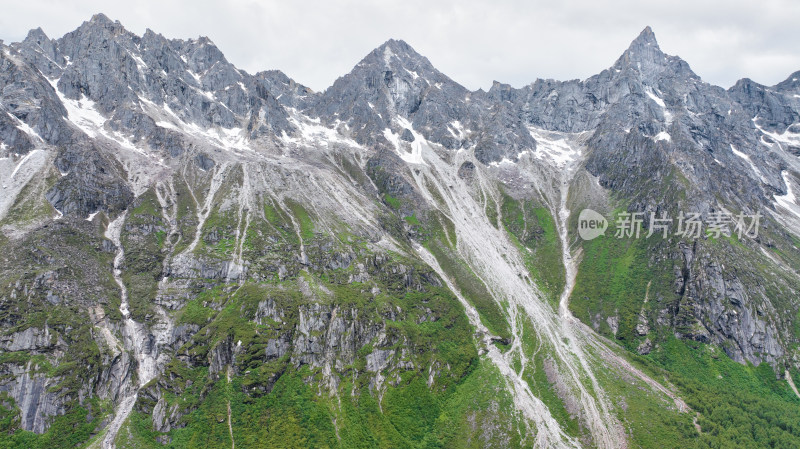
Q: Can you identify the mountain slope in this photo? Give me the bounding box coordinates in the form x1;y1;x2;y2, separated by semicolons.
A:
1;15;800;449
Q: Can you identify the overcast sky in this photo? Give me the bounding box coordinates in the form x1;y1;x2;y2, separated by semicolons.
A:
1;0;798;92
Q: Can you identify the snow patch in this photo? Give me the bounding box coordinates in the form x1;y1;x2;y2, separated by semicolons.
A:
528;126;580;168
155;120;177;130
383;116;428;165
645;87;673;125
140;94;255;155
448;121;467;140
49;78;107;138
126;49;147;74
187;70;202;85
8;113;44;142
754;119;800;147
281;109;360;149
9;150;40;179
731;144;768;183
488;157;515;167
775;171;800;221
184;122;250;152
383;127;399;148
654;131;671;142
645;88;665;108
52;82;171;196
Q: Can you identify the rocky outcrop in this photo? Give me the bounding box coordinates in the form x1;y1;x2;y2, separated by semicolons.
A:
0;327;53;352
675;245;786;365
0;364;66;433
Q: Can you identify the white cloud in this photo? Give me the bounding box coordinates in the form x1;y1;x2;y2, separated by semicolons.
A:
0;0;798;91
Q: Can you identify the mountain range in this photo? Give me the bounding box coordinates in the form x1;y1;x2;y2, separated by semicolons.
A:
1;13;800;448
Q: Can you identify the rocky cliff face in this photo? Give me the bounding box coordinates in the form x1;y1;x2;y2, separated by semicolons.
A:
2;14;800;449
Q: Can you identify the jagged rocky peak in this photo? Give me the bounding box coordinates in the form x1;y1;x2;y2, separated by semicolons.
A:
616;26;662;65
367;38;468;98
611;26;693;80
255;69;315;109
136;27;232;78
631;25;659;48
729;75;800;132
88;12;117;26
362;38;435;76
176;36;231;74
481;27;700;135
775;70;800;93
311;37;473;149
22;27;51;47
45;14;147;109
6;13;297;157
15;27;63;78
485;80;525;103
320;37;460;113
68;12;135;43
337;38;467;104
18;13;237;105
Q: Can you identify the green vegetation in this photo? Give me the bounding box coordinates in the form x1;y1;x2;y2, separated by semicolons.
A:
114;344;539;449
516;316;580;438
629;338;800;448
418;359;532;448
176;287;222;327
404;214;420;226
285;200;315;241
484;192;499;229
0;396;111;449
588;345;698;448
383;194;401;211
499;193;564;304
568;201;800;447
569;223;675;350
116;358;531;449
121;189;167;320
112;265;516;448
